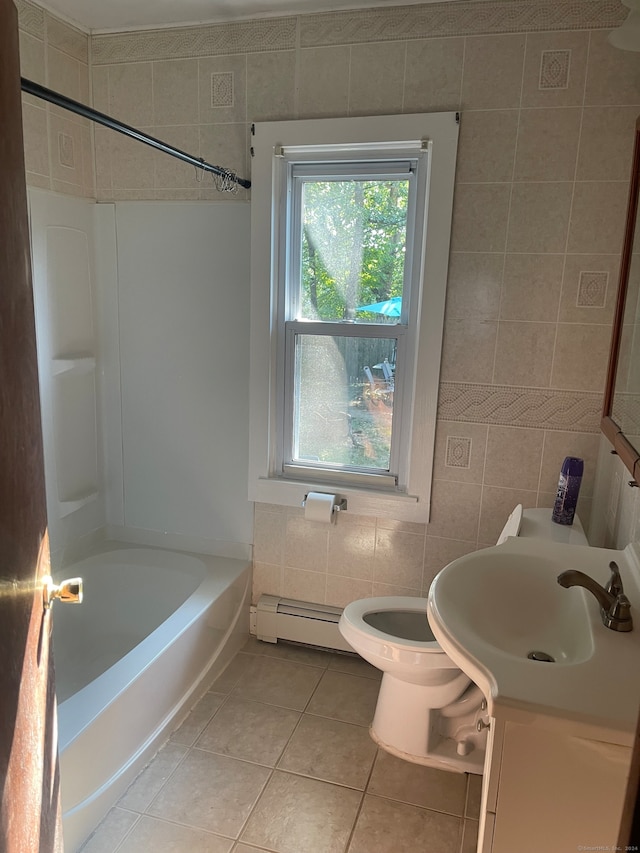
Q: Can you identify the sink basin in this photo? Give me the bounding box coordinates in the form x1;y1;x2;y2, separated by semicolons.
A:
430;549;594;666
427;536;640;740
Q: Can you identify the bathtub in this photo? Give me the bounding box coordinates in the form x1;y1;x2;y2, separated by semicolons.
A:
53;543;251;852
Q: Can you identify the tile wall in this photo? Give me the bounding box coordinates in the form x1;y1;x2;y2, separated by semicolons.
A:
16;0;640;607
17;0;94;198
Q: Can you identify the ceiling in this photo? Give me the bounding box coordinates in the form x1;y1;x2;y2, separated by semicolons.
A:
39;0;514;34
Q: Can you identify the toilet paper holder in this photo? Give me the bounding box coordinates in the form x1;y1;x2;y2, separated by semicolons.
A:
302;494;348;513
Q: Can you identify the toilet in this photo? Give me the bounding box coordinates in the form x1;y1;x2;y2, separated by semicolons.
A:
338;505;588;774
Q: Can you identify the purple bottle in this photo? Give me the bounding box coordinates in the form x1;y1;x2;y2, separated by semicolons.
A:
552;457;584;526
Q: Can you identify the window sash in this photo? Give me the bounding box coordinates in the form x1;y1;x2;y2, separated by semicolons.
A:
281;321;408;484
278;155;425;488
285;160;420;326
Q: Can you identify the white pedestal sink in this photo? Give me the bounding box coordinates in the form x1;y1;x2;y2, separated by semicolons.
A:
427;536;640;853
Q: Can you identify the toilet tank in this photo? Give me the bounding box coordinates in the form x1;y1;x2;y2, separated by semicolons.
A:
498;505;588;547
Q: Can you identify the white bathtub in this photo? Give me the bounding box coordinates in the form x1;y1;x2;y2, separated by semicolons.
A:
53;544;251;852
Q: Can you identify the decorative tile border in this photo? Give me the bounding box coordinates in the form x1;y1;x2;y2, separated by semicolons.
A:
46;14;89;64
299;0;626;48
16;0;45;39
92;17;297;64
91;0;625;64
438;382;602;432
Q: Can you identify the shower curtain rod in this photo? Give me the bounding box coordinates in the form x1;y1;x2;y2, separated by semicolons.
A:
20;77;251;190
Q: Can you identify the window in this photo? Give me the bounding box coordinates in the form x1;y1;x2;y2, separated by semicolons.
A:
249;114;459;521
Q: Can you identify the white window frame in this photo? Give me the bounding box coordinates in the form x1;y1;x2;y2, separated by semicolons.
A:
249;113;459;521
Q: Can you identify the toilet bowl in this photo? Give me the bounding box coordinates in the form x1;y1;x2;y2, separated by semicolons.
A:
338;506;588;774
339;596;489;774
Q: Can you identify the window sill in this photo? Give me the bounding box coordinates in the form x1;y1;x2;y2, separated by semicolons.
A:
250;475;425;522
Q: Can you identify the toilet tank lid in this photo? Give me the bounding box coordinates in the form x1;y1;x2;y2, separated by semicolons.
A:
517;507;588;546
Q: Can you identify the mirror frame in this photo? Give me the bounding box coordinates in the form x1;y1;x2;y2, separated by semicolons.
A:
602;115;640;482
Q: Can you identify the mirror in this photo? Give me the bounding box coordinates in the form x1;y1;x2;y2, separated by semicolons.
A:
602;116;640;481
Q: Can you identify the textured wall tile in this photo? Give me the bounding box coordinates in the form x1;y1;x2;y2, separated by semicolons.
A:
21;102;49;177
440;319;498;384
507;182;573;253
551;323;611;392
521;31;589;108
461;34;525;110
514;107;582;182
247;50;296;121
585;30;640;107
567;181;630;254
500;254;564;322
493;321;556;387
298;46;349;119
349;41;405;116
404;38;464;113
450;183;510;252
45;13;88;63
456;109;518;183
433;421;488;484
445;253;503;322
107;63;154;126
153;58;199;126
198;56;247;124
577;106;639;181
484;425;544;490
560;255;619;324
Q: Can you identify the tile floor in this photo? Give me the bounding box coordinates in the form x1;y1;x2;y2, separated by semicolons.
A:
79;637;481;853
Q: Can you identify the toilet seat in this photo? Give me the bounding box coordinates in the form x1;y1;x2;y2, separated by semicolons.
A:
340;596;461;673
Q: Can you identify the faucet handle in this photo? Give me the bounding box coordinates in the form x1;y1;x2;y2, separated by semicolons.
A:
606;561;624;598
603;592;633;632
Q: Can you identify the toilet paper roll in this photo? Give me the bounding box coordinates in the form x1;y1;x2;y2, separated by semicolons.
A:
304;492;335;524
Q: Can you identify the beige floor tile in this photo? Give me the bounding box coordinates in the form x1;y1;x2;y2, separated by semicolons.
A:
349;794;462;853
327;652;381;680
117;815;233;853
79;808;139;853
466;772;483;819
244;636;333;668
231;654;324;710
367;750;467;816
118;742;187;812
211;653;254;694
196;697;300;765
170;691;227;746
306;670;379;725
233;845;273;853
278;714;377;789
241;770;362;853
147;749;270;837
461;818;480;853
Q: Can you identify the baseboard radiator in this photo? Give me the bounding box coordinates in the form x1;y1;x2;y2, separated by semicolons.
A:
255;594;354;653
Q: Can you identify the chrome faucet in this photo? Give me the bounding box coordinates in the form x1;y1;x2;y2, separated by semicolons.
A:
557;561;633;632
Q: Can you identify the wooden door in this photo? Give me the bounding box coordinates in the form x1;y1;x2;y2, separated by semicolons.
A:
0;1;62;851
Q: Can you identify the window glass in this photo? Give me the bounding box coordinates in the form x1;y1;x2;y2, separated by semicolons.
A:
291;333;397;471
297;178;409;323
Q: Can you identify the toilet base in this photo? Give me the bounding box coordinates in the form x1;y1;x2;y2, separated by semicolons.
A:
371;673;487;774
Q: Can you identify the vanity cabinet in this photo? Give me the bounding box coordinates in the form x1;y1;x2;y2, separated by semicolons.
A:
478;714;632;853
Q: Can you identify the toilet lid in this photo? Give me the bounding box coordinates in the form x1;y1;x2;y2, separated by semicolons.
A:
363;610;435;642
